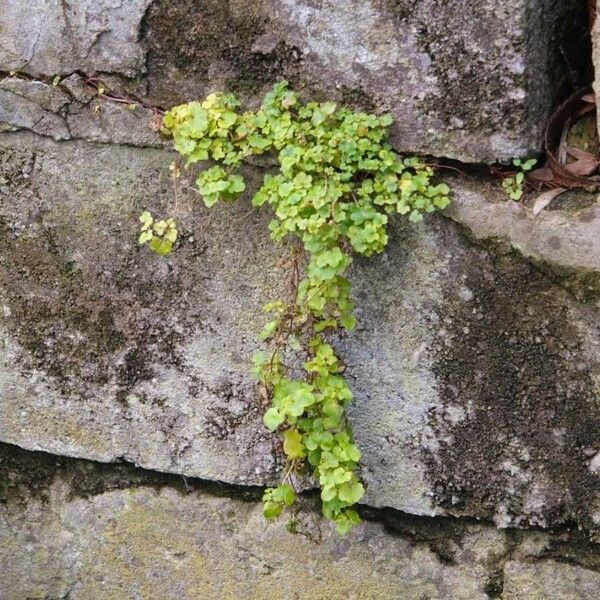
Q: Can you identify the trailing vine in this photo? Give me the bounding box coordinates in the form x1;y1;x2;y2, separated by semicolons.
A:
141;82;450;534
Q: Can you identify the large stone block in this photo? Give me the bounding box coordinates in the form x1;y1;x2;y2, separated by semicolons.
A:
445;178;600;279
2;443;599;600
0;132;599;535
0;0;573;162
0;0;153;77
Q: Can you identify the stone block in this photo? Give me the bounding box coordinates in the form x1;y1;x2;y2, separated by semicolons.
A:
141;0;571;162
0;132;599;534
503;560;600;600
0;445;494;600
1;444;598;599
0;0;574;162
0;0;153;77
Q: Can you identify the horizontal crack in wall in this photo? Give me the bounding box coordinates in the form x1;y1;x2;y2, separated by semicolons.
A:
1;440;599;575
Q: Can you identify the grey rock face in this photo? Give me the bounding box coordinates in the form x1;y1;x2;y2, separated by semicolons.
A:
0;133;284;487
1;443;599;600
0;77;71;139
140;0;571;163
0;0;153;77
503;560;600;599
65;99;164;147
0;74;164;147
1;0;572;162
445;177;600;277
0;132;599;535
0;0;598;592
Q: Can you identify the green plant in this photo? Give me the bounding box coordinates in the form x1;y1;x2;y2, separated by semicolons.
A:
138;210;178;256
148;81;450;534
501;158;537;201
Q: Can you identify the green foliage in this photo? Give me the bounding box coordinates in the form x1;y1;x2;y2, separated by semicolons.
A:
157;81;450;534
196;166;246;207
263;484;297;520
138;210;178;256
502;158;537;201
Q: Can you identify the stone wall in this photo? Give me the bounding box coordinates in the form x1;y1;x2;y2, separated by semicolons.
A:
0;1;599;598
1;443;600;600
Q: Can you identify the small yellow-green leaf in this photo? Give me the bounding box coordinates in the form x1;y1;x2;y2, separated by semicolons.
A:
263;501;283;520
283;428;305;459
138;230;153;245
139;210;153;227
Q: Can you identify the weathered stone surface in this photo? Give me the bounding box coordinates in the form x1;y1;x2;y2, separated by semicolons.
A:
0;75;164;147
0;77;71;139
1;132;599;535
0;0;153;77
1;0;573;162
0;446;489;600
503;560;600;599
445;176;600;281
2;443;599;600
0;0;598;591
65;100;163;147
0;132;283;487
140;0;572;163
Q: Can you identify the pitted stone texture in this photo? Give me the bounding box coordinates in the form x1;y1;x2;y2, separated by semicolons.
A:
0;0;153;77
503;560;600;599
0;133;599;534
0;0;571;162
0;447;493;600
0;77;71;139
0;133;284;487
142;0;569;163
65;99;164;147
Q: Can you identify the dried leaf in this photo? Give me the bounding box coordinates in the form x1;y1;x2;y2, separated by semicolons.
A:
529;165;554;182
563;147;599;177
558;116;572;164
542;86;600;189
567;146;597;160
580;92;596;104
532;187;567;216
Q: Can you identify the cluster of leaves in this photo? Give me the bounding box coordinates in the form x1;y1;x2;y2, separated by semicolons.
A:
253;335;364;533
138;210;178;256
159;81;450;534
501;158;537;201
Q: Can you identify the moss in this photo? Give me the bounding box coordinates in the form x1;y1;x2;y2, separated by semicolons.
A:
424;239;600;532
0;217;193;399
566;113;599;157
141;0;303;106
78;497;214;600
73;489;444;599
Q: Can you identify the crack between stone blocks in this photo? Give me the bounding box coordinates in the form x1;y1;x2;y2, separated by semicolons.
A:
0;128;166;151
0;78;598;297
1;439;599;572
0;68;163;113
